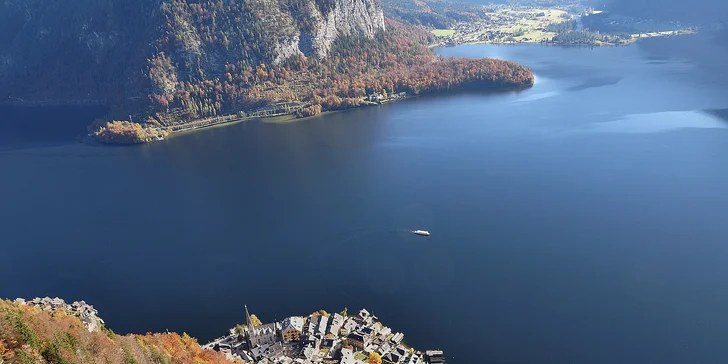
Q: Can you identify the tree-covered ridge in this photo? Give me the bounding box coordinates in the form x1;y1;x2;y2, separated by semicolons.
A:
0;300;237;364
315;19;534;97
382;0;488;28
1;0;533;143
148;18;532;124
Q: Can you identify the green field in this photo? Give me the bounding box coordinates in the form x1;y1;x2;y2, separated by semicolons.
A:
431;29;456;37
494;9;569;42
443;7;572;44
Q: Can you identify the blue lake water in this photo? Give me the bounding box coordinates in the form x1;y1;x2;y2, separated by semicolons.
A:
2;39;728;363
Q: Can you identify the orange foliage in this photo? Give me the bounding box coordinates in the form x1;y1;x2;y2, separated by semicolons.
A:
148;3;533;123
369;351;383;364
298;104;322;117
92;121;168;145
137;332;235;364
0;300;239;364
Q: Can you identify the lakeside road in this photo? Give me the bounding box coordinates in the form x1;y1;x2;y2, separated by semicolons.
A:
134;83;535;143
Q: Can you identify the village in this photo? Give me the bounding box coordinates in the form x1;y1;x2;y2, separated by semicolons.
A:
204;307;446;364
12;298;444;364
431;3;699;47
15;297;106;332
432;5;575;46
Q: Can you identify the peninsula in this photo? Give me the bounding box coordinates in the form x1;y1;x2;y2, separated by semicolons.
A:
205;306;444;364
0;0;534;145
0;298;445;364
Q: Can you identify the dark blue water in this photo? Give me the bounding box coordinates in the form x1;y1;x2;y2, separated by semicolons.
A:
2;39;728;363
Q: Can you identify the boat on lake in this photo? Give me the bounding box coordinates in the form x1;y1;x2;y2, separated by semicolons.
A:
412;230;431;237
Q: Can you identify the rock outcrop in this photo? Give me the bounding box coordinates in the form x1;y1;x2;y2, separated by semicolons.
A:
307;0;385;58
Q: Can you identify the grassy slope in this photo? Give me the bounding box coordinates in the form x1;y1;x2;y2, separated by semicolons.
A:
431;29;456;36
0;300;237;364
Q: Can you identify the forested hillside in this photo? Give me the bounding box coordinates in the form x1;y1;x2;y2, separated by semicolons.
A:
0;0;533;143
0;300;236;363
382;0;487;28
0;0;161;105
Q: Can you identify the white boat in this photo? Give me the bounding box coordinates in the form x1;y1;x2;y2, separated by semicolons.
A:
412;230;431;237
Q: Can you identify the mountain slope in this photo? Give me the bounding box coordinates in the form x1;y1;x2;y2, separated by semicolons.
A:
0;299;236;364
0;0;384;106
0;0;533;142
0;0;162;104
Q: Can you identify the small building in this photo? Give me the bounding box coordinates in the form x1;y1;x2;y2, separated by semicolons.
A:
424;350;446;364
391;332;404;344
384;350;405;364
327;313;344;336
340;347;357;364
378;326;392;339
302;344;318;362
340;318;358;336
251;342;284;361
347;331;371;349
368;93;384;103
358;309;371;320
386;346;408;363
316;315;329;336
307;315;320;335
404;352;424;364
302;334;320;349
357;309;375;326
281;316;304;342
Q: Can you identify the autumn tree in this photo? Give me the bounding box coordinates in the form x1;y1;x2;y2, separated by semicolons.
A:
369;351;382;364
249;314;263;327
0;299;241;364
91;121;168;145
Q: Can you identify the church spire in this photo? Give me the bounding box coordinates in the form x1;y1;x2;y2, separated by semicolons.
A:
245;304;258;348
245;304;253;330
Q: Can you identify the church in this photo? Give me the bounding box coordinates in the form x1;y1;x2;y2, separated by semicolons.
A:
245;305;279;348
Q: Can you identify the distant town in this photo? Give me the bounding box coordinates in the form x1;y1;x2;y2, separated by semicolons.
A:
432;4;697;47
204;306;446;364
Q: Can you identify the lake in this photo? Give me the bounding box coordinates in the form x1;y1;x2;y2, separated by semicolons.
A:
2;38;728;363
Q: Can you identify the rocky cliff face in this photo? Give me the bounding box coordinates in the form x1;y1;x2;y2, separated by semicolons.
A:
271;0;384;61
309;0;385;58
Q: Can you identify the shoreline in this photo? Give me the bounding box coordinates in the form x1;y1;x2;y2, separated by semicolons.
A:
137;84;534;143
432;29;697;49
2;84;531;148
6;298;446;364
203;307;443;363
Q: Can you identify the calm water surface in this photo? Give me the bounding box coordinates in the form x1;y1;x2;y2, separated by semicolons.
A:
2;39;728;363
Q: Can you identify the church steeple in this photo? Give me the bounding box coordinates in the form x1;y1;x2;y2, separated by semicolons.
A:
245;304;258;348
245;304;253;331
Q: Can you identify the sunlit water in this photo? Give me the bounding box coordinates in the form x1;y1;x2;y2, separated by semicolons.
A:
2;38;728;363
